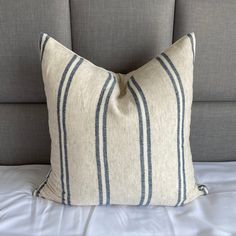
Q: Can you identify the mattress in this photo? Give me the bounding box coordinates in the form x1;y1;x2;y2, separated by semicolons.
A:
0;162;235;236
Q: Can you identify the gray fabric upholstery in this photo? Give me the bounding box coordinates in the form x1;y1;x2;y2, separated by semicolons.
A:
0;0;235;164
2;102;235;165
0;104;50;165
70;0;175;73
191;102;236;161
0;0;71;103
174;0;236;101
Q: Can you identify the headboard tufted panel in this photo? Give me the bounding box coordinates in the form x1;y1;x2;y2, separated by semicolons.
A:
0;0;235;164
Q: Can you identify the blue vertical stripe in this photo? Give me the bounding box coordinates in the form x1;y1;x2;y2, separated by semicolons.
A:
127;80;145;206
161;53;186;204
62;57;84;205
95;73;112;205
40;34;49;62
36;169;52;197
187;33;195;59
156;56;183;206
130;77;152;206
103;75;116;205
57;55;77;204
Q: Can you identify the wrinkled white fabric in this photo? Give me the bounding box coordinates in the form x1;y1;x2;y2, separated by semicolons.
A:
0;162;235;236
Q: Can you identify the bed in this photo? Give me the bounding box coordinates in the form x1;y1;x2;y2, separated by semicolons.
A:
0;162;235;236
1;0;236;235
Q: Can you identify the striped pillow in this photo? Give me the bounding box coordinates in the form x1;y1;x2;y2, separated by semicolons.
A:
34;33;208;206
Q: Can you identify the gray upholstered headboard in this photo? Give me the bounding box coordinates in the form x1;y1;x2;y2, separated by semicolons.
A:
0;0;236;164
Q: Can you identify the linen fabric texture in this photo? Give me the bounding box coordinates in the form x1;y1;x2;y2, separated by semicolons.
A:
34;33;207;206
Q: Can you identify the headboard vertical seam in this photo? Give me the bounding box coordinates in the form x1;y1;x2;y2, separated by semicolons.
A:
172;0;177;43
68;0;74;50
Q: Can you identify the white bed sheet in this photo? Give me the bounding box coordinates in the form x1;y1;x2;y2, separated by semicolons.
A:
0;162;235;236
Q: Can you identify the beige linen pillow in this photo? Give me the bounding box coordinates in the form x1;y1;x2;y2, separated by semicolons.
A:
34;33;208;206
